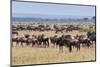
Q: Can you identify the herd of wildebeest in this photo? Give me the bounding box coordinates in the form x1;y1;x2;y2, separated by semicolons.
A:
12;23;96;53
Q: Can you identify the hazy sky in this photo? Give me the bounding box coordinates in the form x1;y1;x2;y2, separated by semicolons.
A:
12;1;95;18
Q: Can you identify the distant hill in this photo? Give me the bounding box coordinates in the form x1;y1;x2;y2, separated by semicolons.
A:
12;17;94;23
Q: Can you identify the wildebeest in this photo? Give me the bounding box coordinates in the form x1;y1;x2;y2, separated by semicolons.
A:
37;34;49;48
62;35;80;52
50;35;60;48
76;35;92;48
12;23;95;53
50;35;81;53
87;31;96;44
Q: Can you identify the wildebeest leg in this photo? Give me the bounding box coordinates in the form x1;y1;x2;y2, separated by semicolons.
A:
12;42;14;47
35;40;38;47
52;41;56;48
56;42;58;48
21;42;24;47
32;41;35;47
26;42;29;47
28;42;31;47
56;44;58;48
47;41;49;47
91;41;95;47
91;41;94;45
38;41;42;47
59;45;63;53
53;43;55;48
38;42;41;47
44;41;46;48
87;43;90;48
69;44;72;53
12;41;16;47
42;41;45;48
77;44;80;51
36;41;39;47
55;43;58;48
87;41;91;48
82;43;86;47
16;41;19;46
91;41;95;48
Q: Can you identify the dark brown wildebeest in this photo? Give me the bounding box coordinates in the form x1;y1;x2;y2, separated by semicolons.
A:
56;34;82;53
63;35;80;52
52;35;78;53
37;34;49;48
50;35;59;48
77;35;91;48
87;31;96;44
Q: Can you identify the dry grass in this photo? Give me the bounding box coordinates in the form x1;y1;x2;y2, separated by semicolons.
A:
12;46;95;65
16;30;86;37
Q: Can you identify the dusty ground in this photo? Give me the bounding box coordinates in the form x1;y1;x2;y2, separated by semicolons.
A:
12;30;96;66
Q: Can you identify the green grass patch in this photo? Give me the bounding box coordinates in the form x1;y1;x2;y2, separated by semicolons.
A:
79;28;95;32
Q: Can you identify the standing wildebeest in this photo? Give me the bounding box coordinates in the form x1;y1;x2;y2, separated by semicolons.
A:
63;35;80;52
31;35;38;47
37;34;49;48
51;35;80;53
15;34;32;47
18;34;38;47
12;32;19;47
50;35;60;48
42;35;49;48
87;31;96;44
77;35;91;48
12;35;25;47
